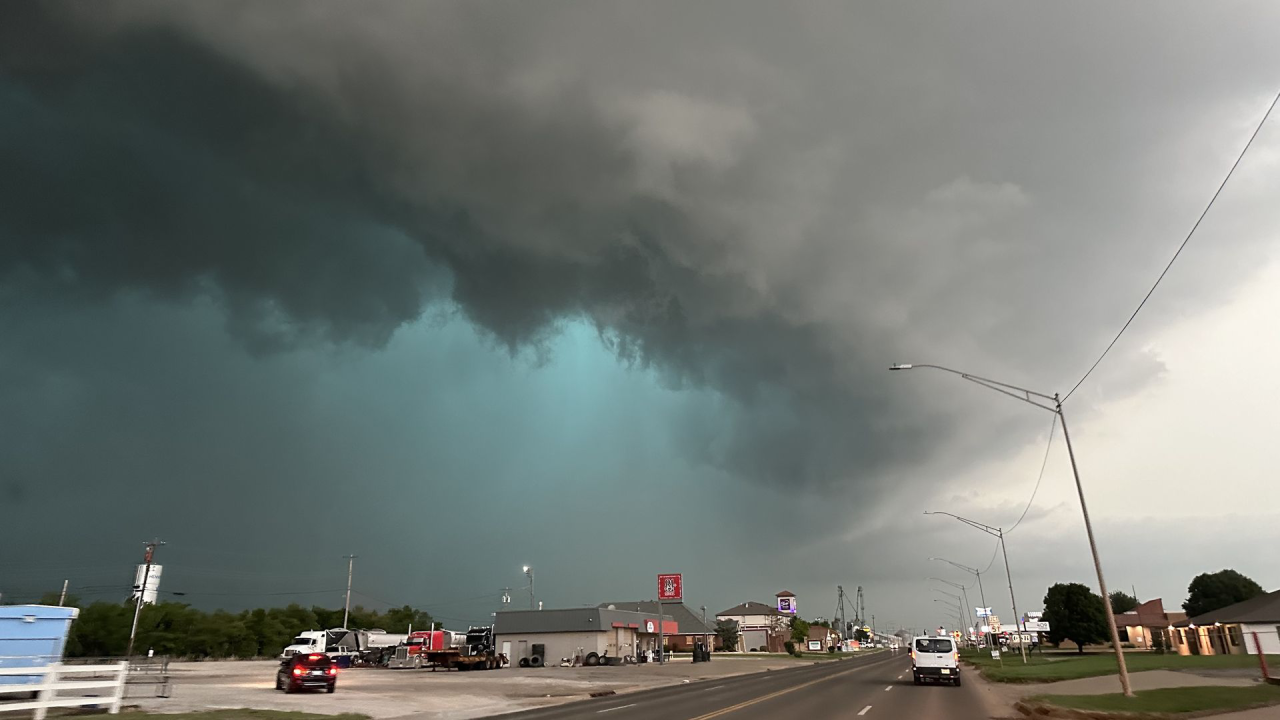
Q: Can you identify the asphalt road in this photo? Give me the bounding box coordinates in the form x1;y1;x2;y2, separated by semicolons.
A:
492;650;997;720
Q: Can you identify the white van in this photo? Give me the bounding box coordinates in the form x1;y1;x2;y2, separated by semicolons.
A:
910;635;960;686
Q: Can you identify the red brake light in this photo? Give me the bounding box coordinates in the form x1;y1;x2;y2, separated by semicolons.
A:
327;667;338;675
292;667;305;676
307;654;324;660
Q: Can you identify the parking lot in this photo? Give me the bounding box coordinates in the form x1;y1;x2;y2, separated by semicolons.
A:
129;656;820;719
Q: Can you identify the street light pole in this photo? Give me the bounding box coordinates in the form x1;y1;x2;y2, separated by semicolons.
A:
930;557;990;647
930;578;973;642
894;363;1133;697
924;512;1026;664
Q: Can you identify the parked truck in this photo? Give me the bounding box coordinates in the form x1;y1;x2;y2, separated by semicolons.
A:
388;626;503;670
281;629;407;666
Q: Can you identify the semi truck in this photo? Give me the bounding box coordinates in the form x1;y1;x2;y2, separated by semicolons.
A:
281;629;407;665
388;626;503;670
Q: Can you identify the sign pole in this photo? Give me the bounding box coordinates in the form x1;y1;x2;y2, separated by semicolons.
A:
657;599;664;664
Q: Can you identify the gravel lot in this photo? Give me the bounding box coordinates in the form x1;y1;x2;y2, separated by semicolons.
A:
128;655;833;719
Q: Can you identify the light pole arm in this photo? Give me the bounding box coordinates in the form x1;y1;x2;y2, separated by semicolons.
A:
925;510;1001;537
891;364;1058;413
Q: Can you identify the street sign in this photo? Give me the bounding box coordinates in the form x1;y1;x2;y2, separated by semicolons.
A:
657;574;683;601
1024;621;1050;632
975;607;992;617
807;640;822;651
990;650;1001;659
1024;611;1043;620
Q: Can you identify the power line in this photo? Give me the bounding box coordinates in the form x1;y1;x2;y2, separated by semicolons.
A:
1006;415;1058;535
1064;89;1280;403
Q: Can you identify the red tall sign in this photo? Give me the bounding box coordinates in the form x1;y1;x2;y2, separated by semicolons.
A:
658;573;683;601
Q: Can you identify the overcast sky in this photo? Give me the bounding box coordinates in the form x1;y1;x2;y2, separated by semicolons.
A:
2;1;1278;633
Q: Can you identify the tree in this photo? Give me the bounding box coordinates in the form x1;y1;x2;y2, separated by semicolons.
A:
789;617;811;645
1110;591;1138;614
1183;570;1264;619
853;627;870;643
715;619;739;652
1042;583;1108;653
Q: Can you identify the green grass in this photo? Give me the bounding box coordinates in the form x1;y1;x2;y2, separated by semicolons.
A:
118;707;368;712
1030;684;1280;714
961;649;1280;683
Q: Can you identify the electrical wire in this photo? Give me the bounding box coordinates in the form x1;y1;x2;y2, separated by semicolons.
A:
1064;89;1280;403
1005;416;1057;535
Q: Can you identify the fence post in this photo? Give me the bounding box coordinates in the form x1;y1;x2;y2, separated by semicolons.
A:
109;660;129;713
1253;632;1271;681
33;662;59;720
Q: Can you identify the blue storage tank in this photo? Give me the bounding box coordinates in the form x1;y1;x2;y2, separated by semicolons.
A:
0;605;80;686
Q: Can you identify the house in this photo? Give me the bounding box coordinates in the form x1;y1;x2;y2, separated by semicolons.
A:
806;624;839;652
1109;598;1186;650
597;601;717;651
717;601;789;653
1170;588;1280;656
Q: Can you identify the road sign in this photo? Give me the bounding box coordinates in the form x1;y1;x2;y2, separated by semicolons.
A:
657;574;683;601
975;607;992;617
1024;620;1050;633
990;650;1001;659
1024;611;1043;620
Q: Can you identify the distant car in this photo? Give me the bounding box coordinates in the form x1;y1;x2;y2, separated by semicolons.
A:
277;653;337;693
910;635;960;686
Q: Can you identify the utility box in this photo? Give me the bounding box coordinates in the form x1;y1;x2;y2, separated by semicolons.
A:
0;605;80;686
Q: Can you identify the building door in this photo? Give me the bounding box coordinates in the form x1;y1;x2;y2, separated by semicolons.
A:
502;641;512;663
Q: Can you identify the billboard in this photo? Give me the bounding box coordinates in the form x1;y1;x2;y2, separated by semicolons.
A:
777;596;797;614
658;573;683;601
1024;620;1050;633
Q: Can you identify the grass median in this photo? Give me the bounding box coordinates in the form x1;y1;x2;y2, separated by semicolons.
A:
1028;684;1280;715
960;649;1280;683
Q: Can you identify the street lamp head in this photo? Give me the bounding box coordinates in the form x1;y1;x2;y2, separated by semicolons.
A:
889;364;914;370
522;565;530;573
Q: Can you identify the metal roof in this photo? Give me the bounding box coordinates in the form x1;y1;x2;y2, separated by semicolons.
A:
494;608;663;635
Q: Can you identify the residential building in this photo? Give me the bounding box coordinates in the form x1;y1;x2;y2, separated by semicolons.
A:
717;601;789;653
806;624;839;652
1109;598;1186;650
597;601;717;651
1169;588;1280;656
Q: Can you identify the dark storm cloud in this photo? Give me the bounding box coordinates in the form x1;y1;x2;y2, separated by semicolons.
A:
3;0;1278;500
0;2;916;487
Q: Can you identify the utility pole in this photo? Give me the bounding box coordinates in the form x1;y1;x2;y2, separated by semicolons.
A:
126;539;164;658
58;580;68;607
342;554;357;628
522;566;535;610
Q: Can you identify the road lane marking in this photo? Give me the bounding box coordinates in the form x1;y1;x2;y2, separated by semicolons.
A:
884;685;892;691
897;674;903;679
597;704;636;713
703;685;725;691
685;654;895;720
858;706;872;716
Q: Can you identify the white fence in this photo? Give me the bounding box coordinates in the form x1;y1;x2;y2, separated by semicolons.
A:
0;662;128;719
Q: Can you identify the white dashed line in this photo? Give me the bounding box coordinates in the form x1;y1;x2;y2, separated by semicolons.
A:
858;705;873;716
884;685;892;691
597;703;636;713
